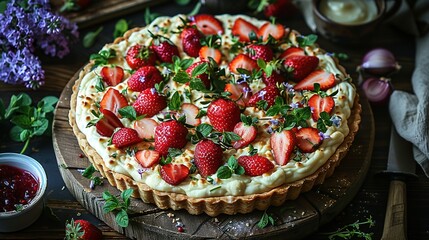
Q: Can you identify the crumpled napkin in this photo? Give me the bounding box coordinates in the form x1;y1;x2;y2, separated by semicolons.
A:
389;0;429;178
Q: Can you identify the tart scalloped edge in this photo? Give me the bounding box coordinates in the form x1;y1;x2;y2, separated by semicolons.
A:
68;23;362;216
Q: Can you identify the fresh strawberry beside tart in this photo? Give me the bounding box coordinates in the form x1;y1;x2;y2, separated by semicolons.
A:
69;14;361;216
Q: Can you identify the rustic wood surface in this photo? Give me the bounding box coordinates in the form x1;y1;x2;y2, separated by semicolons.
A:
1;1;429;239
51;69;374;239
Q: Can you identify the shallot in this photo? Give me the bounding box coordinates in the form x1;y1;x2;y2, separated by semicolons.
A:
358;48;401;76
361;77;393;105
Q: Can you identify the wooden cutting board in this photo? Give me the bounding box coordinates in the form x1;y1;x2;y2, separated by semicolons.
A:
52;73;374;239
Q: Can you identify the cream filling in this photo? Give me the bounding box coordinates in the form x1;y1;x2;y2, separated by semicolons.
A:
74;14;356;198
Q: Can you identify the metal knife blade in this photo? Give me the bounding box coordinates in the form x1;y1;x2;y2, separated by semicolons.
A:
386;126;416;176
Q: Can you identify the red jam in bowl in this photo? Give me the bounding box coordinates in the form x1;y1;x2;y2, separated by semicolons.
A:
0;164;39;212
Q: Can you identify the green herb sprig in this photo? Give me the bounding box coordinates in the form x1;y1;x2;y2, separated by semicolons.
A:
0;93;58;154
321;216;375;240
257;210;275;228
103;189;133;228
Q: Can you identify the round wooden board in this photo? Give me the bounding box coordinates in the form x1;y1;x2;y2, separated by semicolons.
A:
52;73;374;240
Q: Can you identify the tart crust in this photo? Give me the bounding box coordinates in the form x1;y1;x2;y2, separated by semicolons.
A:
69;21;361;217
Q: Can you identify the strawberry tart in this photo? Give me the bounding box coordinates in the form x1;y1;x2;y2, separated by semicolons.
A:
69;14;361;216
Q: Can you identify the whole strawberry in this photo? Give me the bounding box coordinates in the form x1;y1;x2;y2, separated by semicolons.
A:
132;88;167;117
125;44;157;70
237;155;274;176
263;0;298;19
112;127;141;148
181;27;203;57
150;35;180;63
154;120;189;156
65;219;102;240
283;55;319;81
186;61;210;89
194;139;223;177
247;84;280;108
127;66;163;92
245;44;274;62
207;98;241;132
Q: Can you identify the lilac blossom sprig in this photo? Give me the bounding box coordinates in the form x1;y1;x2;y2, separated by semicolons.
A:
0;0;79;89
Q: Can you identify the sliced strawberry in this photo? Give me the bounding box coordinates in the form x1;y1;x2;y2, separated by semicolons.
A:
135;149;160;168
100;66;124;87
207;98;241;132
181;27;203;58
128;66;163;92
160;163;189;185
199;46;222;64
224;82;253;108
270;129;296;165
308;94;335;121
99;88;128;116
295;127;322;153
133;118;158;139
95;109;124;137
232;122;257;149
294;70;336;91
238;155;274;176
229;54;258;74
111;127;141;148
231;17;258;42
257;22;285;41
245;44;274;62
283;55;319;81
179;103;201;127
192;14;224;35
194;139;223;177
132;88;167;117
247;84;280;108
125;44;156;70
279;47;305;60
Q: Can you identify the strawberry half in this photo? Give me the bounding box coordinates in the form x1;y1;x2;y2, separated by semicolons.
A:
160;163;189;185
132;88;167;117
199;45;222;64
125;44;156;70
133;118;158;139
229;54;258;74
181;27;203;57
279;47;305;60
294;70;336;91
224;82;252;108
135;149;160;168
270;129;296;165
100;66;124;87
308;94;335;121
99;88;128;116
111;127;141;148
192;14;224;35
95;109;124;137
238;155;274;176
283;55;319;81
207;98;241;132
245;44;274;62
231;17;258;42
179;103;201;127
257;22;285;41
194;139;223;177
232;122;257;149
127;66;163;92
154;120;189;156
247;84;280;108
295;127;322;153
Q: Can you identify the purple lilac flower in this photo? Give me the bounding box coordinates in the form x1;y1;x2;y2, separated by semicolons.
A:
0;0;78;88
319;132;330;140
289;102;300;109
331;115;342;127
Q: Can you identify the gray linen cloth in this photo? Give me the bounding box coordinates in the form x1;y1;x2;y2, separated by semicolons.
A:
389;1;429;177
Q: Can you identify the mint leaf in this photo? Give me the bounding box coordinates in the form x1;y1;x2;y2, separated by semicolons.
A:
297;34;318;47
173;71;191;84
114;19;129;38
118;106;138;121
116;209;129;228
216;165;232;179
196;123;213;137
191;62;208;77
83;27;103;48
168;91;182;111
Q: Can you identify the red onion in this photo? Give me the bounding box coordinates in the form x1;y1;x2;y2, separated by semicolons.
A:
361;77;393;105
359;48;401;76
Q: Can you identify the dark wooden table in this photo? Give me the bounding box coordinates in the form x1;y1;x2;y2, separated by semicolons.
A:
1;1;428;239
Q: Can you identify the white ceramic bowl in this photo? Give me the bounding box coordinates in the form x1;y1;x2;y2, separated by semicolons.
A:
0;153;47;232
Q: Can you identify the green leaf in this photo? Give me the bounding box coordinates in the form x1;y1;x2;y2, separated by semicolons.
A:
83;27;103;48
189;78;207;91
144;8;160;25
297;34;318;47
40;96;59;112
10;115;31;128
235;165;245;175
0;98;5;120
32;119;48;136
0;1;7;14
17;93;32;106
168;91;182;111
121;189;133;202
118;106;138;121
175;0;191;5
20;129;31;142
114;19;129;38
188;1;201;16
116;209;129;227
173;71;191;84
10;126;24;142
196;123;213;137
191;62;208;77
82;165;96;178
227;156;238;170
217;166;232;179
103;200;119;213
258;212;269;228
